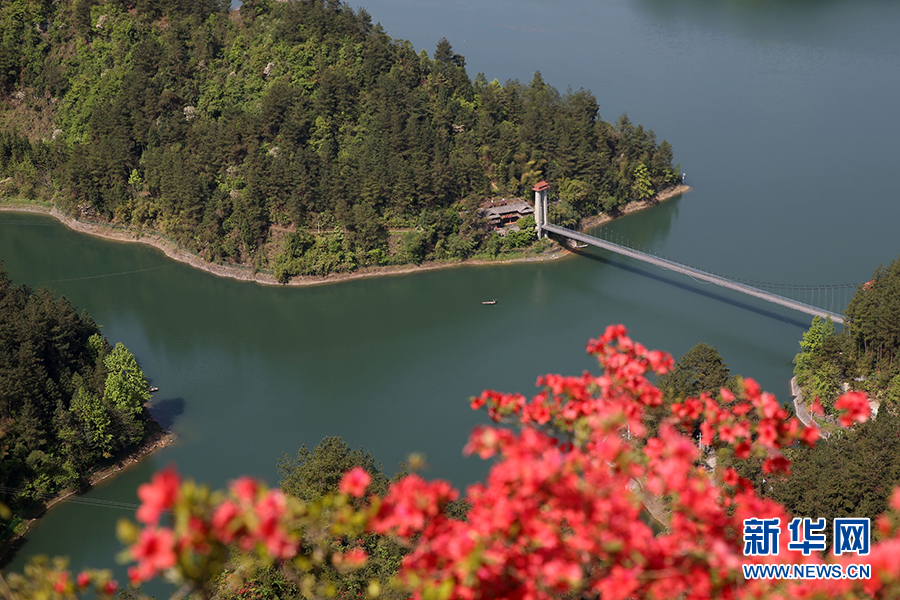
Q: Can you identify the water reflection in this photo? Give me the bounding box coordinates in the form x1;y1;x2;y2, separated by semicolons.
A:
148;397;186;431
634;0;899;53
594;193;683;255
575;251;810;329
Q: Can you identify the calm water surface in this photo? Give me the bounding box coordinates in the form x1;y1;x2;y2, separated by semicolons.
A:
4;0;900;588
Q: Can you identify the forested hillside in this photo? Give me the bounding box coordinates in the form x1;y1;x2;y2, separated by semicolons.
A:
793;258;900;408
0;0;679;279
0;264;154;517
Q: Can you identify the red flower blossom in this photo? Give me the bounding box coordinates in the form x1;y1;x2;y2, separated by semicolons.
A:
130;527;177;582
232;477;258;505
333;548;368;571
801;425;820;446
339;466;372;497
810;396;825;416
371;474;457;537
835;391;870;427
763;454;791;475
76;571;91;589
253;489;296;559
734;439;752;459
136;467;180;525
212;499;244;543
53;572;69;593
722;468;740;487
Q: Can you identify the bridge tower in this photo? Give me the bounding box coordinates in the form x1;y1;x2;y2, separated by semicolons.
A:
533;180;550;239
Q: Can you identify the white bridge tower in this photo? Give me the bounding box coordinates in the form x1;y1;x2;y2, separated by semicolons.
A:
532;180;550;239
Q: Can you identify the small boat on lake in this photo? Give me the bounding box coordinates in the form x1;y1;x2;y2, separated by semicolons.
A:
148;386;159;393
482;299;497;305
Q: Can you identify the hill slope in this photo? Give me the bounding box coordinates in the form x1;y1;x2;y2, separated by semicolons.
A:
0;0;679;279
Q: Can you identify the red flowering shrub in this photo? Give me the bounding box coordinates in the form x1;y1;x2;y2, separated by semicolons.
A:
135;467;181;525
339;467;373;498
3;325;897;600
833;391;871;427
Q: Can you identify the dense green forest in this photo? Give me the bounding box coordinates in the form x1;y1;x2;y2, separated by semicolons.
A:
0;0;679;280
793;258;900;408
0;264;154;520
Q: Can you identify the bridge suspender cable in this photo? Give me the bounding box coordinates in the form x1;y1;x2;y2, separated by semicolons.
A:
542;223;848;324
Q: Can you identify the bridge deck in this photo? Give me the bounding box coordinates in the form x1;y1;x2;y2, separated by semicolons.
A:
542;224;844;325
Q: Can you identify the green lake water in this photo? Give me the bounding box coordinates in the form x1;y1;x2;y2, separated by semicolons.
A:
4;0;900;589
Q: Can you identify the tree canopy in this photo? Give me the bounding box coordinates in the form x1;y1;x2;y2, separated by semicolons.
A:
845;258;900;381
656;342;738;401
213;437;407;600
277;436;391;504
648;342;739;439
0;263;153;516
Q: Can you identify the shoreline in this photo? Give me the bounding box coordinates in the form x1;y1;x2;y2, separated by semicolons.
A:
0;184;690;286
0;423;175;566
578;184;691;230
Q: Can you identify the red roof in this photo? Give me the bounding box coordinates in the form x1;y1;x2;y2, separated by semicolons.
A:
532;181;550;192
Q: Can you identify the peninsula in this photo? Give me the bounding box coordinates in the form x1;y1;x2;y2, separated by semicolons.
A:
0;0;683;285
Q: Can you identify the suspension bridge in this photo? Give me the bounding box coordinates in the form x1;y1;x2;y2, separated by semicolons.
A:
531;182;858;324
